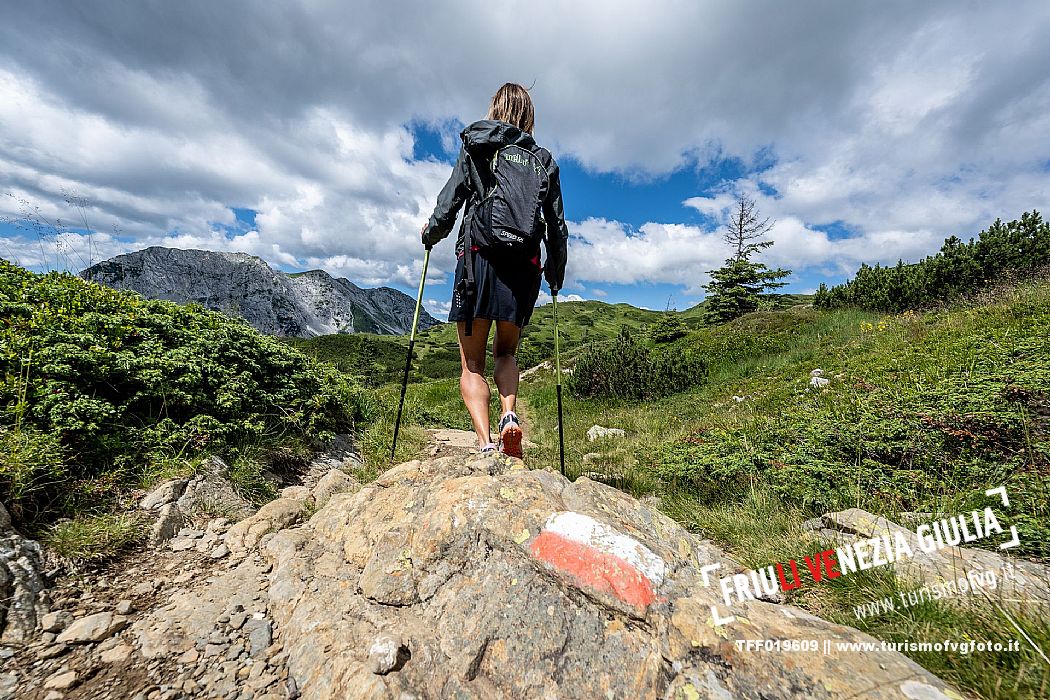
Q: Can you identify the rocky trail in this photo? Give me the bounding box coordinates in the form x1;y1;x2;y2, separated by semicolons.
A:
1;430;1046;699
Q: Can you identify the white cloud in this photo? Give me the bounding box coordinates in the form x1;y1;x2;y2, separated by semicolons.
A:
536;291;585;306
566;218;728;293
423;298;453;321
1;1;1048;293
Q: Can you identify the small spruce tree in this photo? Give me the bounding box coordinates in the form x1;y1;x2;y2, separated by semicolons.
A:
703;195;790;324
649;311;687;343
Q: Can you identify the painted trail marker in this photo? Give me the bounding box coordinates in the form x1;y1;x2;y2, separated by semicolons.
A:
529;512;666;611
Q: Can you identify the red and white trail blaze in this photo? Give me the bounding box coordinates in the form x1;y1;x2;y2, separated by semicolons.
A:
528;512;667;610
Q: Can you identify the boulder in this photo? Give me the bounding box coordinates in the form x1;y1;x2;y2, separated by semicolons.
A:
149;503;185;546
224;499;305;552
0;505;50;643
139;477;189;510
255;453;955;699
280;486;314;503
39;610;73;633
175;456;255;521
310;469;360;508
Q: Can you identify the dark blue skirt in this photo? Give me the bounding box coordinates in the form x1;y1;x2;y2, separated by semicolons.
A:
448;250;542;328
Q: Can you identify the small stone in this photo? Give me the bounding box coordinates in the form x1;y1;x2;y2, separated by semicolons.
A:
208;631;229;644
176;648;199;664
169;538;196;552
210;544;230;559
37;643;69;659
247;673;278;691
244;619;272;659
55;612;128;644
99;642;133;663
44;670;78;690
177;528;205;539
115;599;134;615
131;581;156;596
228;612;248;630
40;610;73;633
44;692;63;700
203;643;226;657
207;517;230;532
172;571;194;583
368;634;406;675
41;631;57;644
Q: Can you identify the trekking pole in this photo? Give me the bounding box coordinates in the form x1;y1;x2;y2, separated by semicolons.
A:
553;291;565;476
391;247;430;459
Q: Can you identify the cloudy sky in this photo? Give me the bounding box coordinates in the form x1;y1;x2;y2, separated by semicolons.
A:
2;1;1049;318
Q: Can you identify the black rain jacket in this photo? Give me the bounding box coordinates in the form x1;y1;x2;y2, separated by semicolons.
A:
422;119;569;293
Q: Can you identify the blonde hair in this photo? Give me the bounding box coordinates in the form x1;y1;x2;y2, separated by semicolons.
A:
486;83;535;134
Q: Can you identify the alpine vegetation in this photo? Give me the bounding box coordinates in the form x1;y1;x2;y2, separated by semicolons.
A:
703;195;791;324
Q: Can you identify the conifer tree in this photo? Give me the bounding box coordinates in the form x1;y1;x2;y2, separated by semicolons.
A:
703;196;790;323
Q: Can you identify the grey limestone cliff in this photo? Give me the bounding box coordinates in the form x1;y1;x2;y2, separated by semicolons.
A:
80;247;439;337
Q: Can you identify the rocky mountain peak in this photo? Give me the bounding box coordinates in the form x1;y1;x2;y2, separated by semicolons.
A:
80;247;439;337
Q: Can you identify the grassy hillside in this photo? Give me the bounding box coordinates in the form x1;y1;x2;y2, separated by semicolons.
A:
291;294;814;386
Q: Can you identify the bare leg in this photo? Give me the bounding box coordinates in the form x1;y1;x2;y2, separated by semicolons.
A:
458;318;493;447
492;321;522;416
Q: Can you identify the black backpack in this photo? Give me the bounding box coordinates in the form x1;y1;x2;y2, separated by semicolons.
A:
457;142;548;336
465;144;549;257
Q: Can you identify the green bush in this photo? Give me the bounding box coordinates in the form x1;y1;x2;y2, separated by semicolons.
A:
515;336;545;369
570;326;707;399
649;311;687;343
816;210;1050;311
0;259;372;524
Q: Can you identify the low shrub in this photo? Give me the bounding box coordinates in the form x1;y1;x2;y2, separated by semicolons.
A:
0;259;372;526
570;326;707;399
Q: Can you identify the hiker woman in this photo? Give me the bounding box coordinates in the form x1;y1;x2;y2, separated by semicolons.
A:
421;82;569;458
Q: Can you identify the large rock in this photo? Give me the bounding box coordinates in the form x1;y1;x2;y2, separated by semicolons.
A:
139;477;189;510
0;503;50;643
586;425;626;442
224;498;305;552
176;456;255;521
310;469;360;508
251;454;956;699
149;503;186;545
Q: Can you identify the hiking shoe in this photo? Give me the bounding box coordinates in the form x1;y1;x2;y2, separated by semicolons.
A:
480;442;498;455
498;411;523;459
